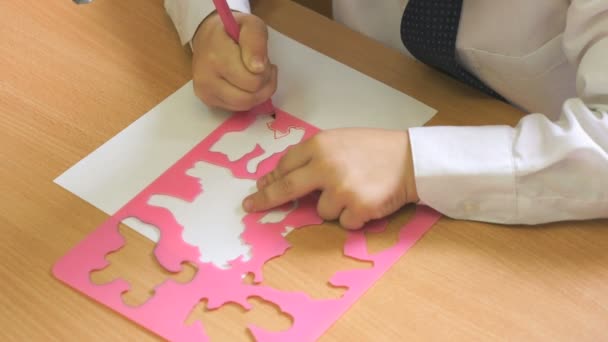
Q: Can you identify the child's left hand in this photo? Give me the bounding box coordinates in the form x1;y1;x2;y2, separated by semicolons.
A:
243;128;419;229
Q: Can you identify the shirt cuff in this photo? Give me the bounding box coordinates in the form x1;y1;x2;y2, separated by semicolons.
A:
409;125;518;223
164;0;251;46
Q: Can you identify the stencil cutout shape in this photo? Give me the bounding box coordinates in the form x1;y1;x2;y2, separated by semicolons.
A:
90;219;197;307
149;161;298;269
149;161;256;269
53;108;441;341
210;114;305;173
186;297;293;342
261;223;373;299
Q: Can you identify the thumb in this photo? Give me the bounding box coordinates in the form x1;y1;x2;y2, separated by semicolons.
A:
238;15;269;74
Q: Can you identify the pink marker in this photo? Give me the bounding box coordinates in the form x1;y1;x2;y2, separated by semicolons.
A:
212;0;276;116
212;0;241;40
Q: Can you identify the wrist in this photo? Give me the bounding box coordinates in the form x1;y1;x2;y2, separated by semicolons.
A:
191;13;213;51
404;130;419;203
191;10;245;51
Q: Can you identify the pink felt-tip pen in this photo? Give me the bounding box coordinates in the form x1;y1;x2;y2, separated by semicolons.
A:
212;0;276;116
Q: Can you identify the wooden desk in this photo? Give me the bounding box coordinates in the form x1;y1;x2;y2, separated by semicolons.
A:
1;0;606;340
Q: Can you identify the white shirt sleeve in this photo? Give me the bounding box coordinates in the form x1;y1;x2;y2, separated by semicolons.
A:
164;0;251;45
408;1;608;225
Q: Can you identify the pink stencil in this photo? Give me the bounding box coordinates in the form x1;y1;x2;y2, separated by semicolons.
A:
53;107;441;341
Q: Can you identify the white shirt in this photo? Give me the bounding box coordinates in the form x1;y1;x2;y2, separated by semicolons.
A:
164;0;608;225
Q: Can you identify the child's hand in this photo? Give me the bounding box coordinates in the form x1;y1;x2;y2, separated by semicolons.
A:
192;12;278;111
243;128;419;230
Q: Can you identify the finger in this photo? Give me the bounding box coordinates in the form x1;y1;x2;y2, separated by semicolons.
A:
213;77;264;111
206;64;276;112
316;191;345;221
339;208;367;230
193;79;228;109
244;166;319;212
221;52;272;93
238;15;269;74
212;93;258;112
257;138;311;189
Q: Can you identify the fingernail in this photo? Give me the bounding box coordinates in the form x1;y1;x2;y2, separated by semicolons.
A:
250;57;265;72
243;198;254;212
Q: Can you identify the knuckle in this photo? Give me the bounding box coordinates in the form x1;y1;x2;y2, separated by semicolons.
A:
277;177;295;197
259;173;271;185
333;182;355;201
339;214;360;230
317;203;338;221
318;211;335;221
265;170;279;184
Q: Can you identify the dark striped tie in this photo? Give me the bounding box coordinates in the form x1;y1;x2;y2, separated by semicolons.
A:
400;0;504;100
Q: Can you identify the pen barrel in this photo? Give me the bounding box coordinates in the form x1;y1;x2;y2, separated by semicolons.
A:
212;0;240;41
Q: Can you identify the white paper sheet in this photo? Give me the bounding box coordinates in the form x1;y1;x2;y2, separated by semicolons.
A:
55;29;436;242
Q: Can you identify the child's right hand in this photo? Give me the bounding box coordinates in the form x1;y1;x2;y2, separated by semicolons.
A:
191;12;278;112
